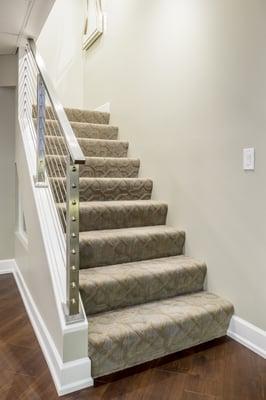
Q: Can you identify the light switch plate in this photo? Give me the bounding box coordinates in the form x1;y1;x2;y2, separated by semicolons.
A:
243;148;255;170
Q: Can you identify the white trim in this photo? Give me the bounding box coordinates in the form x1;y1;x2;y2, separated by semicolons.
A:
16;176;29;249
15;230;28;251
227;315;266;359
95;102;110;113
11;260;93;396
0;259;15;274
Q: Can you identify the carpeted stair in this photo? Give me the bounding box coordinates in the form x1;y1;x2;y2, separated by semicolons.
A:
35;107;234;378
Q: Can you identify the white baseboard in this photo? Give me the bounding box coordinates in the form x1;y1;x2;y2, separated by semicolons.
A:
4;260;93;396
227;315;266;359
0;259;15;274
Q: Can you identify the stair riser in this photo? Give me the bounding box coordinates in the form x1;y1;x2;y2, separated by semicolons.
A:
79;179;153;201
64;109;110;124
51;178;153;202
70;123;118;140
81;263;207;315
58;203;168;231
46;137;128;158
47;157;140;178
88;292;234;378
79;160;140;178
34;120;118;140
80;231;185;268
32;106;110;124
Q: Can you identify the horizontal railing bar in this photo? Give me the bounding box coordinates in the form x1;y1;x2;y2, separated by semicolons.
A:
28;39;86;165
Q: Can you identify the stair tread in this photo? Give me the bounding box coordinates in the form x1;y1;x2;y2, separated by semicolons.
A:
80;255;206;315
58;199;167;209
85;156;138;161
88;291;234;377
52;177;151;182
46;135;128;145
79;225;183;240
81;176;147;180
48;135;125;145
69;121;116;129
43;118;117;129
46;155;139;162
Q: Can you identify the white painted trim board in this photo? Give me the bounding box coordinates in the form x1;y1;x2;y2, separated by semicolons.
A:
228;315;266;359
0;259;93;396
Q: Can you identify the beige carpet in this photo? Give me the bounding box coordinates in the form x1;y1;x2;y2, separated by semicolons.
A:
34;106;234;378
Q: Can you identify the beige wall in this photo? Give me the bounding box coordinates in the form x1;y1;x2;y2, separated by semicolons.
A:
82;0;266;331
37;0;84;108
37;0;266;331
0;88;15;259
15;126;63;356
0;55;17;87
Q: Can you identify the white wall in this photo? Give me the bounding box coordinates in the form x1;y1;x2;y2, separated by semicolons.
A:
0;87;15;259
82;0;266;331
15;127;63;355
37;0;84;108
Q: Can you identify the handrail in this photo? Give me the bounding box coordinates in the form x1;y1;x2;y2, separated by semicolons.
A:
28;39;86;165
22;39;85;322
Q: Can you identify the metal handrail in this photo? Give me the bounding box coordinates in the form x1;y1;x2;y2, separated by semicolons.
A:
28;39;86;165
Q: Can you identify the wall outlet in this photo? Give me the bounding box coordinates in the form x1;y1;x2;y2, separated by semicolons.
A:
243;148;255;171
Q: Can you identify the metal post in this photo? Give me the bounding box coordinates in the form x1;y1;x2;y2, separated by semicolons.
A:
64;154;83;322
34;73;47;187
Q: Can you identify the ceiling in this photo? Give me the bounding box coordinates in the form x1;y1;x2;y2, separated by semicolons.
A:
0;0;55;55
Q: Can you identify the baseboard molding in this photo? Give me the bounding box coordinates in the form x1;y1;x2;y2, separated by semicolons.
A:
0;259;15;274
8;260;93;396
228;315;266;359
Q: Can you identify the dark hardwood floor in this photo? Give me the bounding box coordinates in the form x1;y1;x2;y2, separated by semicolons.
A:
0;274;265;400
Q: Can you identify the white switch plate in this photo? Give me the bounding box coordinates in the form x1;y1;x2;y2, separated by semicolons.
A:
243;148;255;170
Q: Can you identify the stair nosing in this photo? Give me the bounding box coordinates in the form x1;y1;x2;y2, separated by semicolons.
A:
51;177;152;181
34;118;118;130
80;255;206;278
57;199;167;207
79;225;185;239
46;135;128;145
46;155;140;162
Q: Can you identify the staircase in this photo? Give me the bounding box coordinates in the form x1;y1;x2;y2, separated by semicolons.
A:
41;107;234;378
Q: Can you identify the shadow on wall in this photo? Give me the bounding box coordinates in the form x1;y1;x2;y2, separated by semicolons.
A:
37;0;85;108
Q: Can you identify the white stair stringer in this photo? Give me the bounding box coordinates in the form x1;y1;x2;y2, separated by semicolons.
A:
16;46;93;396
